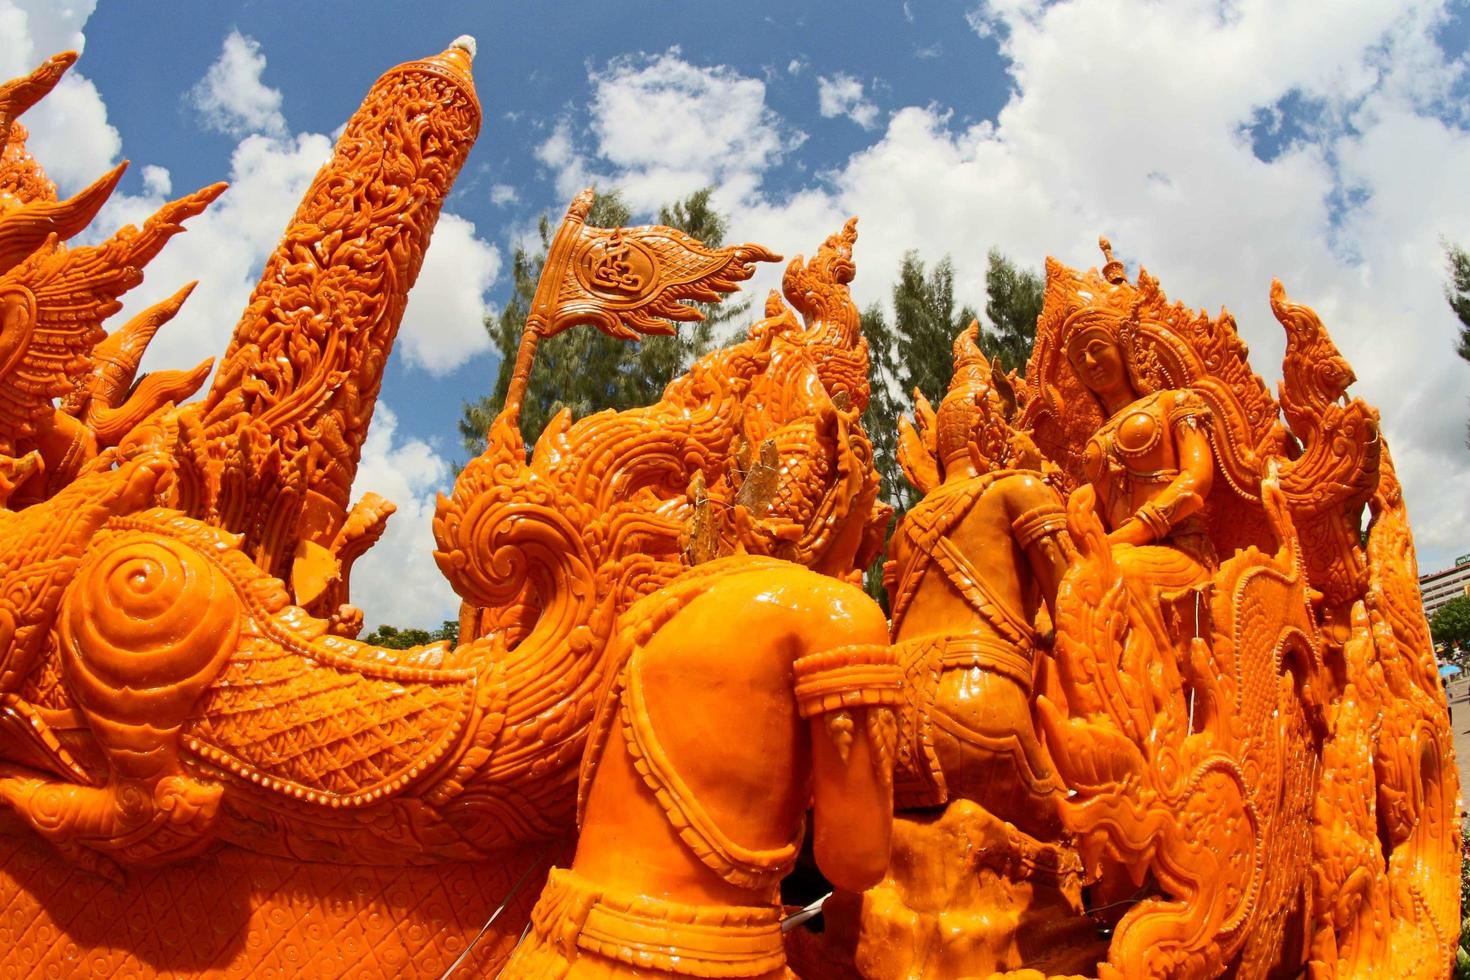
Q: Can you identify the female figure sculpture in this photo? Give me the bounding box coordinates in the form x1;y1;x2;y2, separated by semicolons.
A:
1064;305;1216;570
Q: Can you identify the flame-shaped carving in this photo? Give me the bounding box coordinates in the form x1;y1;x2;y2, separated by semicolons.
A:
175;39;482;626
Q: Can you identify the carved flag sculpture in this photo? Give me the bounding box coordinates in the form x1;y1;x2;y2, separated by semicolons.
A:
502;187;780;420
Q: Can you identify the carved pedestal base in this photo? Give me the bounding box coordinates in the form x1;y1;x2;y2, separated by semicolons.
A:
807;799;1104;979
0;830;557;977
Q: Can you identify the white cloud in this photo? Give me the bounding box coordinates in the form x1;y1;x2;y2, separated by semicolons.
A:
188;30;287;138
2;0;91;58
0;0;120;196
348;404;460;631
539;49;804;214
551;2;1470;571
140;163;171;197
490;182;518;205
536;116;590;200
399;212;498;373
817;72;881;129
536;117;576;169
825;0;1469;572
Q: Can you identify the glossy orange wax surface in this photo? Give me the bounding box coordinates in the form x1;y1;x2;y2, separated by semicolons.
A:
0;40;1456;980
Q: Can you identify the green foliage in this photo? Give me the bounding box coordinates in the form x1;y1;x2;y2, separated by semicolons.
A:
890;251;980;412
1447;243;1470;363
860;248;1042;513
984;248;1044;376
1432;596;1470;654
1446;243;1470;452
860;300;903;606
458;188;747;456
361;619;459;649
861;301;911;516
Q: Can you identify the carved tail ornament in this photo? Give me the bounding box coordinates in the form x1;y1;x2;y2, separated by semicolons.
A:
0;53;220;510
0;52;75;158
1270;279;1381;617
59;281;213;449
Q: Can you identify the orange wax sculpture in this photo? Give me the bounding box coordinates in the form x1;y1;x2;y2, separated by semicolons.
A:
798;241;1460;980
0;34;1458;980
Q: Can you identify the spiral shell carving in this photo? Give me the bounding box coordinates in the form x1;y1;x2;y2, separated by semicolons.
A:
59;530;240;725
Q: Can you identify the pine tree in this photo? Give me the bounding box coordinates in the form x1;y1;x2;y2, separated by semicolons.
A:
459;188;746;456
1447;244;1470;360
861;301;908;511
1445;244;1470;450
859;300;905;603
863;249;1043;519
853;253;975;605
889;252;980;412
984;248;1044;375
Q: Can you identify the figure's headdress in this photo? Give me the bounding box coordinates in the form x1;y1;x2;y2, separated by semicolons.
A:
1098;235;1128;286
925;322;1036;478
1058;240;1137;387
934;322;990;469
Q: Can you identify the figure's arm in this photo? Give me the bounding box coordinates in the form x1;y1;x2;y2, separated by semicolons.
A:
793;643;902;893
1007;478;1074;619
1108;403;1213;546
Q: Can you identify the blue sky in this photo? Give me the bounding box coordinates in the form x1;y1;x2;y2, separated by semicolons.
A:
65;1;1019;461
6;1;1470;626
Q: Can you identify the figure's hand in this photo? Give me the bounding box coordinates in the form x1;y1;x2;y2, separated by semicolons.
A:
1106;517;1155;547
0;450;42;506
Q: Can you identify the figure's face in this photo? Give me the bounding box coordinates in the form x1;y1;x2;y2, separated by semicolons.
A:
1068;331;1127;395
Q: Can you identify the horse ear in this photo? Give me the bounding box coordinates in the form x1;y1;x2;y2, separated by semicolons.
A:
0;285;36;379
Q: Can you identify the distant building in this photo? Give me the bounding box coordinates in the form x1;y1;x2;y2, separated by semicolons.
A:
1420;555;1470;622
